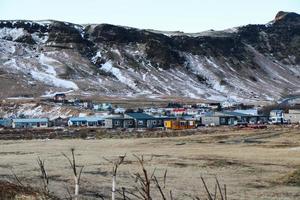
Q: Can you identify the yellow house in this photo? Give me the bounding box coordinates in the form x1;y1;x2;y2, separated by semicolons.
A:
164;119;196;130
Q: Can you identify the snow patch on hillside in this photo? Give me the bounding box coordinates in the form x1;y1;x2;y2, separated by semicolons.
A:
185;54;227;93
39;54;58;75
0;28;24;40
30;70;78;90
101;61;139;91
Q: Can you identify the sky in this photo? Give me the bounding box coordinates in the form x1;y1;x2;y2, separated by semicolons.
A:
0;0;299;32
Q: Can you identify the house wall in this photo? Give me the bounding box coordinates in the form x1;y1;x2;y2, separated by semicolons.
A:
201;116;220;126
12;122;48;129
284;113;300;123
104;119;114;128
105;119;135;128
111;119;124;128
123;119;135;128
165;120;196;130
135;119;147;128
0;119;12;128
146;119;164;128
68;120;87;126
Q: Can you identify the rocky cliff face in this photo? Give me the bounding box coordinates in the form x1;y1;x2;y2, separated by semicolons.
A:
0;11;299;102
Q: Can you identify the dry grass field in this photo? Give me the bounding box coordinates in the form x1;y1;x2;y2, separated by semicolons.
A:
0;126;300;199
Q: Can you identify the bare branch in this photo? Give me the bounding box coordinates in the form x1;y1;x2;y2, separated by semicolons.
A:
153;176;166;200
215;177;224;200
37;156;49;194
10;169;23;187
200;177;213;200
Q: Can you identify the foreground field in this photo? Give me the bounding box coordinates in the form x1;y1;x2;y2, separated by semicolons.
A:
0;127;300;199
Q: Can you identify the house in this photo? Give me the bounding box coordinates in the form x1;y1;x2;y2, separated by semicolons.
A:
12;118;49;129
270;110;284;117
223;111;268;124
172;108;187;116
284;109;300;123
104;117;135;129
269;110;285;124
164;119;196;130
68;116;104;127
93;103;112;111
49;116;69;127
83;101;94;109
201;112;237;126
0;118;12;128
124;113;164;128
53;93;66;102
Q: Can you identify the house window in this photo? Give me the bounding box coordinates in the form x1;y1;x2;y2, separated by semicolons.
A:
138;120;144;125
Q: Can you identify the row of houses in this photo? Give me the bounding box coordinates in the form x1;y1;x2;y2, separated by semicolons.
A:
0;113;195;130
1;108;299;130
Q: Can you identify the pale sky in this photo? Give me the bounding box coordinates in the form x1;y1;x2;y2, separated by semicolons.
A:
0;0;299;32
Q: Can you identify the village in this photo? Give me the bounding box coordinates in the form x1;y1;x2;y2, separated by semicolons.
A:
1;93;300;131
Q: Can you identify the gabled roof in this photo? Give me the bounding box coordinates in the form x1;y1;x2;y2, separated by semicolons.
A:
125;113;156;120
13;118;48;123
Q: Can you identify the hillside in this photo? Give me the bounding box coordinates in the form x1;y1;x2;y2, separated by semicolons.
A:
0;11;299;102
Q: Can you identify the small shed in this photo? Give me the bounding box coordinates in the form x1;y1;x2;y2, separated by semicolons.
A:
12;118;49;129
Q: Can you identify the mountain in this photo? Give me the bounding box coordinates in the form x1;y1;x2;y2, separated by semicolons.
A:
0;11;299;102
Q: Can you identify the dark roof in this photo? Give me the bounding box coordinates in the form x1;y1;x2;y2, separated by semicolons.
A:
125;113;156;120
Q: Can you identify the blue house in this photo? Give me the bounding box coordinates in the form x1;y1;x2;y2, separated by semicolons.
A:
0;119;12;128
68;116;104;127
12;118;49;129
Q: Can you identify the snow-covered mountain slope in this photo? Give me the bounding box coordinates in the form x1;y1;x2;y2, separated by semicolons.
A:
0;11;299;102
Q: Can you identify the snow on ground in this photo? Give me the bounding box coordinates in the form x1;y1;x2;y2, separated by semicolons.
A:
1;103;76;119
0;27;24;40
30;70;78;90
3;58;20;71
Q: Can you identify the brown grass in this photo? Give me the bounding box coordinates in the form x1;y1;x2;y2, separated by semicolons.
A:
0;127;300;199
